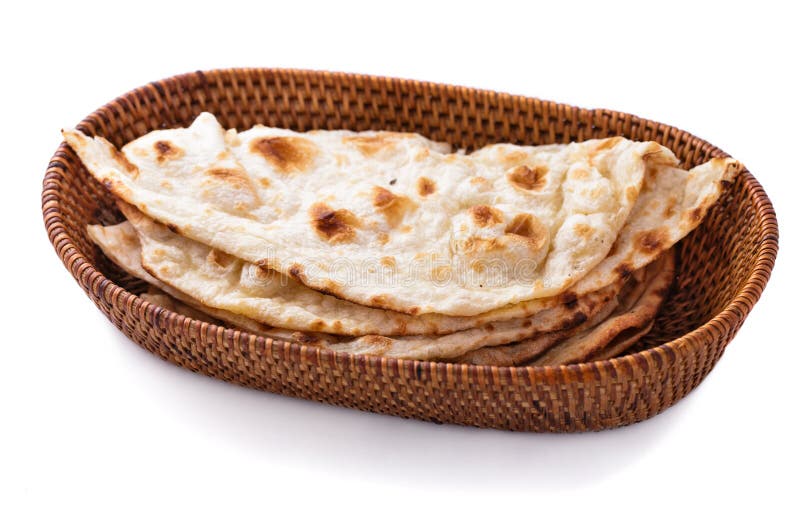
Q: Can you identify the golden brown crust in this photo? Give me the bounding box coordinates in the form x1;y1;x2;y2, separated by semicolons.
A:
309;202;360;244
416;176;436;196
469;205;504;227
372;187;416;228
153;140;184;163
507;164;547;191
249;136;318;173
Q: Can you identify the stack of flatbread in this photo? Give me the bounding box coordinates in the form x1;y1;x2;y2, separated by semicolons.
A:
64;112;737;366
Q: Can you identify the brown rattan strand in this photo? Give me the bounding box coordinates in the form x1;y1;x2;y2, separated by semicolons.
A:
42;69;778;432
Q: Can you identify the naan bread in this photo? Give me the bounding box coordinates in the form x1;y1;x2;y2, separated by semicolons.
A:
140;289;334;346
586;321;655;362
90;221;621;360
454;296;621;366
568;157;735;295
457;250;672;366
324;285;617;360
65;113;694;316
531;249;674;366
87;222;340;347
119;202;580;336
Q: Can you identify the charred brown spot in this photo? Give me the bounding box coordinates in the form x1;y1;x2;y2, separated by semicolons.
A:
508;165;547;191
253;266;272;281
317;279;341;297
561;311;588;330
380;256;396;268
154;141;171;155
689;206;704;223
165;222;179;234
634;228;669;255
417;176;436;196
559;291;579;308
109;147;138;177
308;320;325;331
522;320;532;328
377;232;390;245
372;186;416;228
626;186;638;203
469;205;504;227
154;140;184;163
250;136;318;173
614;262;634;278
309;203;359;244
288;263;306;281
408;306;420;315
259;177;271;188
485;323;495;332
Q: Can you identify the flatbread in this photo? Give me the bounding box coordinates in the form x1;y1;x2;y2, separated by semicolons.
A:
87;222;340;347
530;249;674;366
569;156;735;295
65;113;712;316
586;321;655;362
119;203;590;336
453;297;621;366
323;285;617;360
457;250;672;366
139;289;335;346
89;220;622;360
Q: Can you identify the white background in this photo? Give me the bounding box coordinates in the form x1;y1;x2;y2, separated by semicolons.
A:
2;1;797;515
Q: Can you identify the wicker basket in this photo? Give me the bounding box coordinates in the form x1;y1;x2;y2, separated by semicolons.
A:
41;68;778;432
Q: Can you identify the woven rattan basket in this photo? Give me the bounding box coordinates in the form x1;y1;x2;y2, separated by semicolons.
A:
42;68;778;432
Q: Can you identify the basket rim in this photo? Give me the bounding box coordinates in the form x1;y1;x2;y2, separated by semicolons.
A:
42;67;780;382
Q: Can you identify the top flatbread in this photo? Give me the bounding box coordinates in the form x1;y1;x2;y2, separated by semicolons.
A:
64;113;736;315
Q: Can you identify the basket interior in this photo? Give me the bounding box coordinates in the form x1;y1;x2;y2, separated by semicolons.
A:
54;69;764;356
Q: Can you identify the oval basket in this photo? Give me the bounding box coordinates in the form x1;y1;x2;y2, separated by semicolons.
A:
42;68;778;432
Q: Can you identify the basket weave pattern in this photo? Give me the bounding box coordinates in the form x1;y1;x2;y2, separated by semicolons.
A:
42;69;778;431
